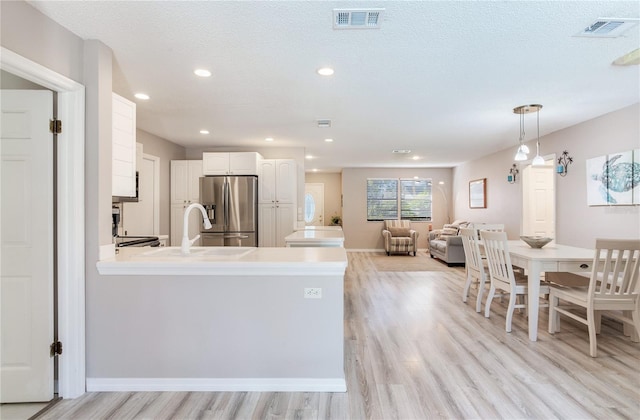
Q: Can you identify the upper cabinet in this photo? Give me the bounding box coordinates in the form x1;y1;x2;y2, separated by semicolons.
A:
202;152;262;175
171;160;203;204
258;159;296;204
112;93;136;197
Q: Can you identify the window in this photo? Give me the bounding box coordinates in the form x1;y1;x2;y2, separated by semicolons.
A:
401;179;431;221
367;179;398;220
367;178;432;221
304;193;315;223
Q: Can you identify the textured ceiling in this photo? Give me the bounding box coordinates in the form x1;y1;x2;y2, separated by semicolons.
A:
29;1;640;172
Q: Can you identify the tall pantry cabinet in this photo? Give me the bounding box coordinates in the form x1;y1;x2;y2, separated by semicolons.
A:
258;159;297;247
170;160;203;246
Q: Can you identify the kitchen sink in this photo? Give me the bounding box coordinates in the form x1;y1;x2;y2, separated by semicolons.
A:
140;247;255;258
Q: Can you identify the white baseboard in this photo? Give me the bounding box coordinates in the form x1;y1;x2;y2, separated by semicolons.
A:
86;377;347;392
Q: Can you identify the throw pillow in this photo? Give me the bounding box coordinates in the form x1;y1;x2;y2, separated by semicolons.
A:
441;227;458;236
388;227;411;237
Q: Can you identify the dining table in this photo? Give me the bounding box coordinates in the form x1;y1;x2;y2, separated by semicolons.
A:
506;240;595;341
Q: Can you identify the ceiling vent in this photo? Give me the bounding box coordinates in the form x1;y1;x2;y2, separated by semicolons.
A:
392;149;411;154
317;119;331;128
574;18;639;38
333;9;384;29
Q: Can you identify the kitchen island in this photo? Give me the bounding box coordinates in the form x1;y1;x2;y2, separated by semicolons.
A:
94;246;348;392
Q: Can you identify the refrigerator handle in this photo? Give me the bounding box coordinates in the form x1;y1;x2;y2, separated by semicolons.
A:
224;178;229;227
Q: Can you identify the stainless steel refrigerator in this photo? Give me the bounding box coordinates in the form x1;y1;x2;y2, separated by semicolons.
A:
199;175;258;247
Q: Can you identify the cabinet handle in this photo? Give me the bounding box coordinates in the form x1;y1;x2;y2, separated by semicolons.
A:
580;264;589;269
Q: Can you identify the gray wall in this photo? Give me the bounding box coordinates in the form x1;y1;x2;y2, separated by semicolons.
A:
0;1;84;82
305;172;343;225
452;103;640;246
136;129;187;236
87;272;344;379
341;167;453;250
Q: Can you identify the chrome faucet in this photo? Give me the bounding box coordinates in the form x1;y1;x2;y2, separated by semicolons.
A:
181;203;212;255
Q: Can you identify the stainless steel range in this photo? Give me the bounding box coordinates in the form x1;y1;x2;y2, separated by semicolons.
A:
114;236;160;247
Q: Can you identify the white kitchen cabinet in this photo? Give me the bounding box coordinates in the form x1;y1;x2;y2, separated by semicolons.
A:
112;93;136;197
258;159;297;247
258;159;296;204
170;160;203;245
259;203;295;247
202;152;262;175
171;160;202;204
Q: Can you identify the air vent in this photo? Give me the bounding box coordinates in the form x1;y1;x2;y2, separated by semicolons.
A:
574;18;639;38
317;119;331;128
392;149;411;154
333;9;384;29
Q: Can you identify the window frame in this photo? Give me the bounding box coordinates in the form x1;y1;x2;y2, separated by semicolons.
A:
366;177;432;222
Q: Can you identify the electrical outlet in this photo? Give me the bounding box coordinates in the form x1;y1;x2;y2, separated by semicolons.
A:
304;288;322;299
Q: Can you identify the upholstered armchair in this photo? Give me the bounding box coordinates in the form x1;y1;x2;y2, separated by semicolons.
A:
382;220;419;256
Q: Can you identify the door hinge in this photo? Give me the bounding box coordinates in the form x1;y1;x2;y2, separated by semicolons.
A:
50;341;63;357
49;119;62;134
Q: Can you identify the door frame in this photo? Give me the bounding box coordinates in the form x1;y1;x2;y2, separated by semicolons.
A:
1;47;86;398
521;153;556;238
304;183;325;226
124;153;160;236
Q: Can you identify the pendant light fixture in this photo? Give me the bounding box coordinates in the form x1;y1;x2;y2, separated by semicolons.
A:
513;104;543;163
531;104;545;166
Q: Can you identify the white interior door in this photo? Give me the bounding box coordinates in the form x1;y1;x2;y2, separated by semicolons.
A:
1;90;54;402
522;161;555;238
304;183;324;226
123;154;160;236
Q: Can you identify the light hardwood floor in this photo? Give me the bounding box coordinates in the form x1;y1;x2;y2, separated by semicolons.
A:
37;252;639;419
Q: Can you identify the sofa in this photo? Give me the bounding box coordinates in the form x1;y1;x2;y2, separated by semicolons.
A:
429;220;469;266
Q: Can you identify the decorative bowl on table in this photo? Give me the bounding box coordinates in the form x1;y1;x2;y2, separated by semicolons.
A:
520;236;553;248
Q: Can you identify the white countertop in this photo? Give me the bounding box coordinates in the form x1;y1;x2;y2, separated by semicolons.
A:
295;225;343;231
97;246;348;276
285;230;345;242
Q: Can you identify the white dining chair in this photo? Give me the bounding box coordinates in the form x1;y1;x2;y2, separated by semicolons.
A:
548;238;640;357
481;230;550;332
460;224;504;312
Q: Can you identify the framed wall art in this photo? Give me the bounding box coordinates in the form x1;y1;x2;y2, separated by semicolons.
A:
469;178;487;208
586;149;640;206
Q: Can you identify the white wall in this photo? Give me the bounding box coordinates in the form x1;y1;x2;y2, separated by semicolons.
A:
342;167;453;250
453;104;640;246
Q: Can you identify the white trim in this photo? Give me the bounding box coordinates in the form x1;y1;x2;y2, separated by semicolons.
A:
142;153;161;236
87;377;347;393
1;47;86;399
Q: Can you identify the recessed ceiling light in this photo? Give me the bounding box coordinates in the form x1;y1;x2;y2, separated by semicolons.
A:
317;67;334;76
324;138;334;142
438;181;445;185
199;130;210;135
134;93;150;100
265;137;274;142
312;168;318;172
194;68;212;77
305;155;314;159
412;156;420;160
